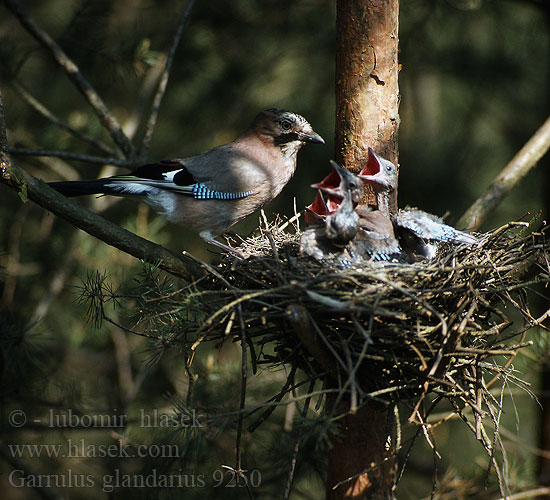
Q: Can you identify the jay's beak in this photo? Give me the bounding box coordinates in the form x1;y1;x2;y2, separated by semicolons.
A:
298;131;325;144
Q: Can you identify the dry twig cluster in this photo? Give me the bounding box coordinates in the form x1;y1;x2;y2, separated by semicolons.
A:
159;216;550;483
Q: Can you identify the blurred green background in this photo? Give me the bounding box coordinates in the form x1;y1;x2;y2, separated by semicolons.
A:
1;0;549;499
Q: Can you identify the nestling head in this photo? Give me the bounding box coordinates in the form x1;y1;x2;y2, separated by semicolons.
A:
358;147;398;191
311;161;364;206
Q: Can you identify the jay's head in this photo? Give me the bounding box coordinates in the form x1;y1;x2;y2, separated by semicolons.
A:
358;148;398;191
252;109;325;153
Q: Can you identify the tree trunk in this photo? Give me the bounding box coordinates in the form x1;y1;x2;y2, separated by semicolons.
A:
329;1;400;498
334;0;400;212
327;402;395;500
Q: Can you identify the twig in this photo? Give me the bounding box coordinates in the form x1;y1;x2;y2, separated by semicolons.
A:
492;488;550;500
330;452;398;492
277;210;302;233
102;316;162;340
4;0;135;158
219;465;254;499
284;303;338;375
459;114;550;230
139;0;196;160
11;81;117;156
191;287;292;350
235;304;248;488
0;87;9;151
247;365;298;433
0;156;204;281
282;379;316;500
7;147;132;167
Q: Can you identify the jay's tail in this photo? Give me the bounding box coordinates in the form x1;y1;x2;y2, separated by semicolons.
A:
48;179;125;198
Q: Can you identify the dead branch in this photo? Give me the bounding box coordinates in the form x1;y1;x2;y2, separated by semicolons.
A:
4;0;135;159
138;0;196;161
459;115;550;231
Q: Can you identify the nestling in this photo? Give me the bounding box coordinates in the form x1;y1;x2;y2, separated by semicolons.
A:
301;162;360;265
311;160;403;262
358;148;478;260
318;162;360;247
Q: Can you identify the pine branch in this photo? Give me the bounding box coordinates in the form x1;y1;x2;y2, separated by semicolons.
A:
458;115;550;231
0;154;203;282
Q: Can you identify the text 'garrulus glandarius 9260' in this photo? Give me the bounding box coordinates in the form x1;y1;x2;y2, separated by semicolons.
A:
48;109;324;253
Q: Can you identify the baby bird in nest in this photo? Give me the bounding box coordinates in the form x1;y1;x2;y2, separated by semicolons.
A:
302;148;478;266
358;148;478;260
301;161;402;265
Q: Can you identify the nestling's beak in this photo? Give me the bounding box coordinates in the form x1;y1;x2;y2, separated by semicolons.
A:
358;147;387;187
358;147;381;177
305;190;328;226
298;131;325;144
311;164;341;197
314;161;346;199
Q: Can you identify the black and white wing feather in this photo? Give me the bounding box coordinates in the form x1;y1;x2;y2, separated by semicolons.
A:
49;160;253;201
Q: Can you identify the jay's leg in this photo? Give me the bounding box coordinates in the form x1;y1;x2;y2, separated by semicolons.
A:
199;230;244;259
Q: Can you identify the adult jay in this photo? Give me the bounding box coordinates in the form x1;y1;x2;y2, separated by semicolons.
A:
48;108;324;252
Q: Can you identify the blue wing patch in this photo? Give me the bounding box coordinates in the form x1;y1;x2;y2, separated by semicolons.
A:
192;183;253;200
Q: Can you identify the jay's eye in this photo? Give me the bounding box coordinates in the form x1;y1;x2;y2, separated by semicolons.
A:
280;119;292;131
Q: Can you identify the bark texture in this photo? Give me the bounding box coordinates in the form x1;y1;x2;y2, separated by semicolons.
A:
335;0;400;211
327;402;395;500
329;1;400;498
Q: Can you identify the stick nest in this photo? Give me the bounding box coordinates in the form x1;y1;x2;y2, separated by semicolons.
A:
190;217;549;415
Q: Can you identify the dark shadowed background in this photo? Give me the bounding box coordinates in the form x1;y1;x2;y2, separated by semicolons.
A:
1;1;549;498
